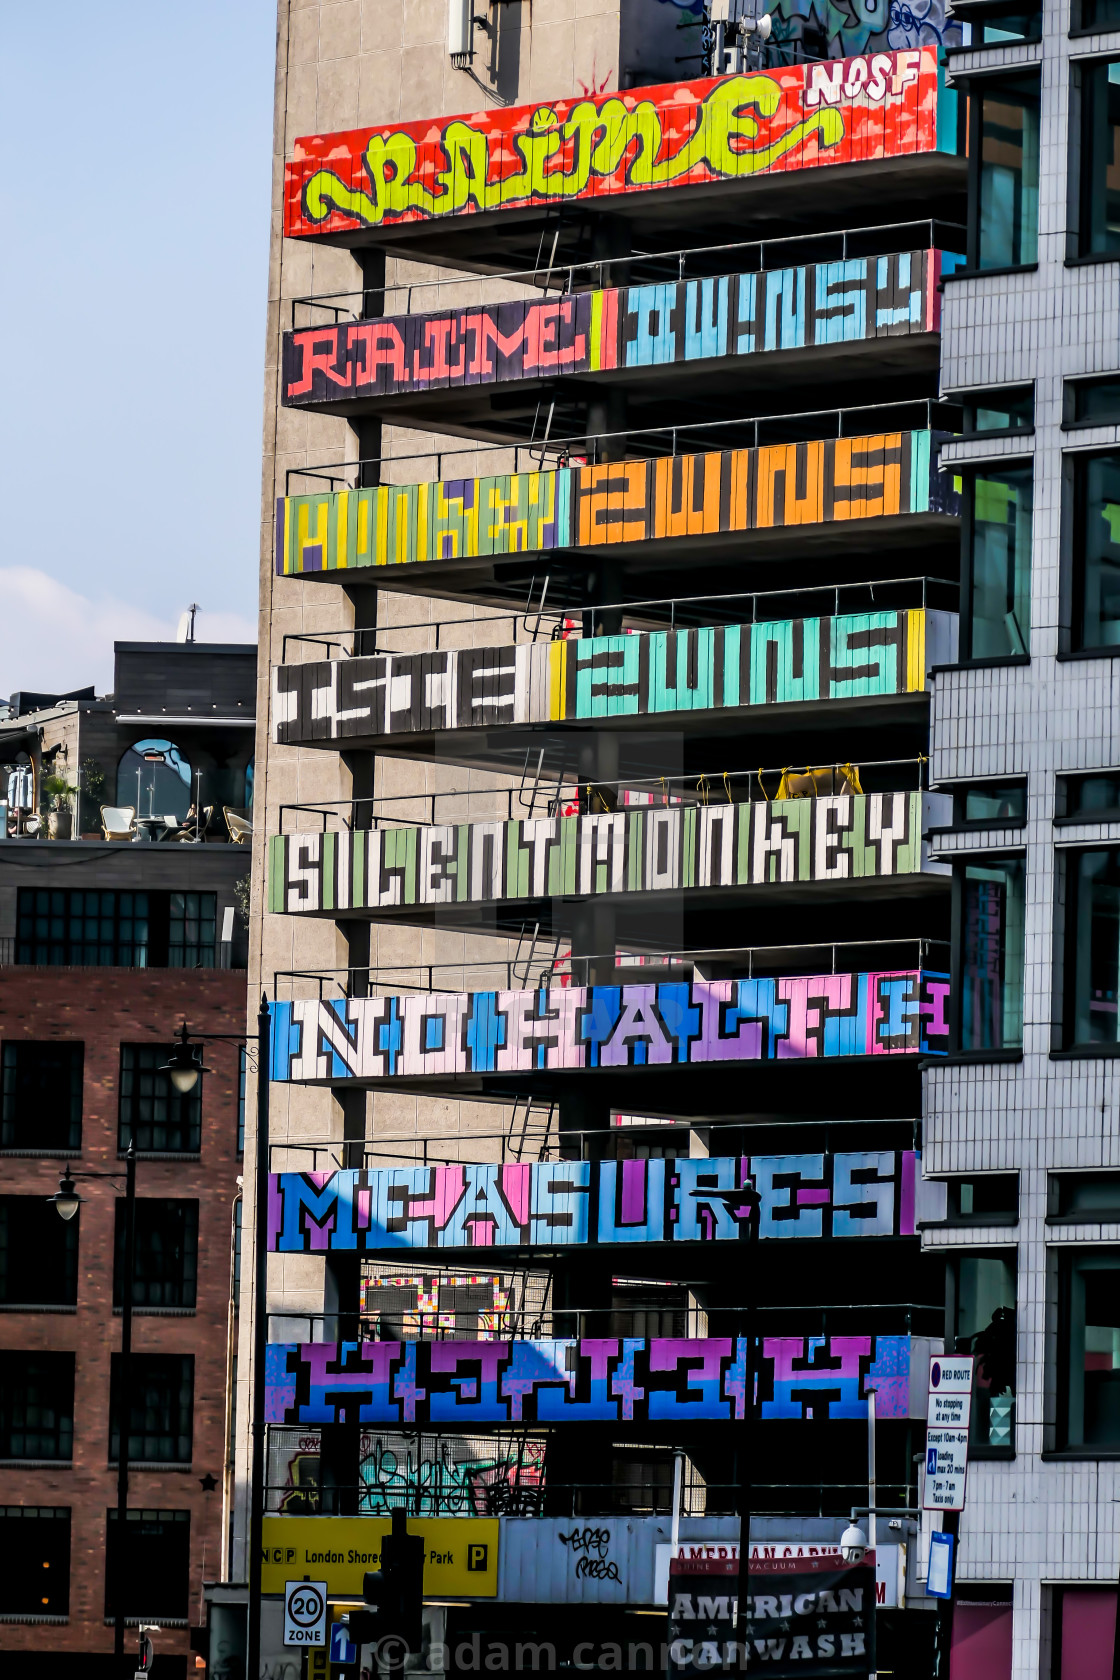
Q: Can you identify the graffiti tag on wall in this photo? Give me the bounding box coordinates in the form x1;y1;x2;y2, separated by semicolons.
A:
268;972;949;1085
271;610;957;746
275;431;958;578
283;52;945;237
267;1151;920;1257
283;250;942;406
264;1334;916;1426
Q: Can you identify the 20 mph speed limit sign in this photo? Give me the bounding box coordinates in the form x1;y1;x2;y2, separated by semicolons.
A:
284;1580;328;1647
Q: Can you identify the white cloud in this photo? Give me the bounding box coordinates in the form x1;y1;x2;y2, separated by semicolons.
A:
0;567;257;699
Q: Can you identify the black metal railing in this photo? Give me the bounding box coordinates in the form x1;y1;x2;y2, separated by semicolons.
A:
283;396;963;495
289;217;967;328
278;574;960;664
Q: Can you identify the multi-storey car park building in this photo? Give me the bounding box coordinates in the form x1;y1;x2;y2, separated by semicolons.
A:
231;2;1120;1678
0;638;253;1677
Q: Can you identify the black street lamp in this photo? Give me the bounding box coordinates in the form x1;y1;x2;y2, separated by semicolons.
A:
161;995;271;1680
49;1144;137;1671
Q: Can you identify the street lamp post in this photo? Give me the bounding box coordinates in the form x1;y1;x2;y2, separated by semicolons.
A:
49;1144;137;1672
163;994;270;1680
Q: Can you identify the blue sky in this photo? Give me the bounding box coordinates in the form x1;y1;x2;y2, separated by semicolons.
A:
0;1;276;693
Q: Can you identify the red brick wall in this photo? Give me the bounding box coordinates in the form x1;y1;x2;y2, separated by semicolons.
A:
0;966;247;1658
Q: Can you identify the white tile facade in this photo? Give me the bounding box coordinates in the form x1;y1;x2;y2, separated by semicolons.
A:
930;0;1120;1668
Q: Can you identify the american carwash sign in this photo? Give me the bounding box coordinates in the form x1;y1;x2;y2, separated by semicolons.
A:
655;1540;900;1607
667;1554;876;1676
261;1516;497;1597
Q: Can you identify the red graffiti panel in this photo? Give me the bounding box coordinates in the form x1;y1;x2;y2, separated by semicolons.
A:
284;50;941;239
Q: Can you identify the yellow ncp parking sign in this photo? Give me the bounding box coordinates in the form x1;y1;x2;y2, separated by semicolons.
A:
261;1517;498;1598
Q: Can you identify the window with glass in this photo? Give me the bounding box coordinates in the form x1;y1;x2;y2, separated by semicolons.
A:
1076;0;1120;28
1074;452;1120;649
1066;376;1120;426
957;858;1026;1051
168;892;216;968
0;1354;74;1460
16;890;149;967
948;1175;1020;1223
1060;1250;1120;1448
965;466;1033;659
118;1045;202;1154
970;74;1040;270
1059;772;1120;820
113;1200;198;1310
1065;849;1120;1045
116;739;193;823
1051;1172;1120;1218
1;1041;82;1151
104;1510;190;1621
953;781;1028;826
109;1354;193;1464
950;1253;1017;1451
1079;60;1120;258
0;1198;78;1307
0;1507;70;1617
963;386;1034;435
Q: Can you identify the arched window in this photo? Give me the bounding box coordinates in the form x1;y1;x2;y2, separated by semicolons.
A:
117;739;193;821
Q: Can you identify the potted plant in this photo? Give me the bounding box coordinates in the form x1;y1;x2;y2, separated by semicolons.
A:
41;773;77;840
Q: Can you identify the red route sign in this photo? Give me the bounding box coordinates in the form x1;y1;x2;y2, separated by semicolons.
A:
284;49;943;239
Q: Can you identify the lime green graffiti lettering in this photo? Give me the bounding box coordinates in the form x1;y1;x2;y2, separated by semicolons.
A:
299;75;848;228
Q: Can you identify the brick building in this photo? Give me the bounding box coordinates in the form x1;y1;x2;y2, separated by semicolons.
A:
0;640;253;1677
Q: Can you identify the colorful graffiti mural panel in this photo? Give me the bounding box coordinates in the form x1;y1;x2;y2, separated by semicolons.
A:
268;791;950;917
282;250;946;406
266;1150;920;1256
264;1334;916;1426
271;610;958;746
283;52;949;239
268;971;948;1085
275;431;958;579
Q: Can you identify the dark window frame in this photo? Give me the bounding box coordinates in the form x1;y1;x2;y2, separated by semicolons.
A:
960;461;1035;665
965;70;1042;273
946;1174;1021;1225
1068;448;1120;653
959;384;1036;439
0;1506;71;1618
113;1199;198;1311
951;854;1027;1057
950;779;1029;828
104;1509;191;1622
0;1353;75;1462
1063;373;1120;427
1056;1247;1120;1453
1056;771;1120;822
0;1197;79;1308
1059;846;1120;1051
1049;1171;1120;1221
109;1353;194;1466
1074;56;1120;260
117;1044;202;1156
946;1249;1018;1458
0;1041;83;1154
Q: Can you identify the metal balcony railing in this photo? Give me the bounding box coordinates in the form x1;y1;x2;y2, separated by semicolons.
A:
278;575;960;664
283;396;963;495
288;217;967;328
273;935;950;1002
275;757;933;835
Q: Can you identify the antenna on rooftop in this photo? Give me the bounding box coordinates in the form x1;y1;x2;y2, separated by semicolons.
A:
176;604;200;644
